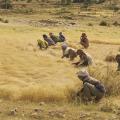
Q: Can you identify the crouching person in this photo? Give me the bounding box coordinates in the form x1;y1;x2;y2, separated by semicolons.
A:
77;70;106;102
80;33;89;49
73;49;93;67
61;44;77;61
37;39;48;50
59;32;66;42
43;34;55;46
116;54;120;71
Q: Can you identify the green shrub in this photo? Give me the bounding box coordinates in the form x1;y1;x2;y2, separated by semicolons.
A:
88;23;93;26
99;20;108;26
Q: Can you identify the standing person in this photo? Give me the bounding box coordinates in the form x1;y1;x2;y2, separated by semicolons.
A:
59;32;66;42
43;34;55;46
80;33;89;49
61;44;77;61
73;49;93;67
116;54;120;71
37;39;48;50
77;70;106;102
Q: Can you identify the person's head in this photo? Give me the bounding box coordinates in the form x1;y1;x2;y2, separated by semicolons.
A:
81;33;87;38
77;49;86;58
77;70;89;81
59;32;62;35
43;34;47;39
49;33;53;37
61;43;67;50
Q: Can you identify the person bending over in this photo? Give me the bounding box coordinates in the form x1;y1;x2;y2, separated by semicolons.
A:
73;49;93;67
61;44;77;61
43;34;55;46
77;70;106;102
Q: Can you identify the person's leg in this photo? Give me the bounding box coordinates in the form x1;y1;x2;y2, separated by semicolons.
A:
88;86;104;102
82;82;95;101
117;62;120;71
38;43;42;49
45;42;48;49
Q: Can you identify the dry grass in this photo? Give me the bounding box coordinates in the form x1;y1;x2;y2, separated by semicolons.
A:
88;63;120;96
105;54;116;62
0;7;120;102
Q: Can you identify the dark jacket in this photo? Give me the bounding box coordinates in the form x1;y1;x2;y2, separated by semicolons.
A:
59;34;66;42
44;37;55;46
116;54;120;63
80;76;106;93
80;37;89;48
50;35;62;43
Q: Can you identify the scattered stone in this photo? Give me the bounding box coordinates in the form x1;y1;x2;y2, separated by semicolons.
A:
34;108;43;113
39;102;45;106
70;22;76;25
48;110;66;118
31;112;39;119
79;112;90;118
9;108;18;116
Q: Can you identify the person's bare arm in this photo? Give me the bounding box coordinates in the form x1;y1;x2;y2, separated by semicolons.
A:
72;61;80;65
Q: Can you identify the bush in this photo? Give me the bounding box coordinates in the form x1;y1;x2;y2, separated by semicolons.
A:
113;21;120;26
105;55;116;62
0;18;4;22
88;23;93;26
107;4;120;11
4;19;9;23
0;18;9;23
0;0;12;9
99;20;108;26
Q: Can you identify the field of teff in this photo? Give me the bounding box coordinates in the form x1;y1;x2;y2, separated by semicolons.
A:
0;3;120;103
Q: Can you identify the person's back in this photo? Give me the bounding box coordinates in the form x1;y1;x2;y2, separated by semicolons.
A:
73;49;93;67
61;44;77;61
43;34;55;46
80;33;89;49
77;70;106;102
59;32;66;42
49;33;64;43
37;39;48;49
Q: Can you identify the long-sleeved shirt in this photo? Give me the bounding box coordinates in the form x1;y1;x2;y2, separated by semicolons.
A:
63;47;76;56
50;35;62;43
82;76;106;93
59;34;66;42
44;37;55;46
78;52;93;66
